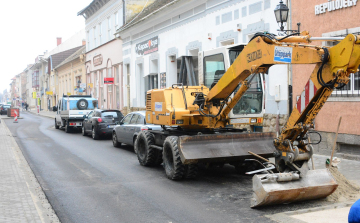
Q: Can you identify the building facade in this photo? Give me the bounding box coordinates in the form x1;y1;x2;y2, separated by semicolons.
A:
291;0;360;155
78;0;124;110
115;0;290;128
55;46;87;98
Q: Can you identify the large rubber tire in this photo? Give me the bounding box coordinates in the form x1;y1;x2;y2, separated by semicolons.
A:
55;119;59;129
163;136;185;180
112;132;121;148
92;127;99;140
183;164;199;179
77;99;88;110
135;131;161;166
82;124;87;136
64;123;71;133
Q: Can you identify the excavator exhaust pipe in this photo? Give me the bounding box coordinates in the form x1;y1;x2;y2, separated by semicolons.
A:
251;169;338;208
178;132;276;164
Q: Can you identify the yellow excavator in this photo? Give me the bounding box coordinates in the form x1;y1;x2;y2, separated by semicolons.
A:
134;31;360;207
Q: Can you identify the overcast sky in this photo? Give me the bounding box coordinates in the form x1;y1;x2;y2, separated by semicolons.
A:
0;0;92;94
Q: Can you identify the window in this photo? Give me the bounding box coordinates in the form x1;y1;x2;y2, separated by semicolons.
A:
136;115;145;124
146;74;158;92
101;111;121;118
129;114;139;124
122;114;132;124
93;26;97;48
115;66;120;109
204;54;225;88
87;31;90;50
232;73;263;115
99;23;102;45
328;31;360;97
115;12;119;28
108;17;112;41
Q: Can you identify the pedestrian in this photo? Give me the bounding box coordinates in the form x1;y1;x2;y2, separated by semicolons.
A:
349;199;360;223
25;103;28;111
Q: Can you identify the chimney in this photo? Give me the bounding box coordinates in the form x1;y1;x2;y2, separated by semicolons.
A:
57;37;62;46
82;39;86;46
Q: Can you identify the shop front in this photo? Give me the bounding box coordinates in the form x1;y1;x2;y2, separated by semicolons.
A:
85;39;123;110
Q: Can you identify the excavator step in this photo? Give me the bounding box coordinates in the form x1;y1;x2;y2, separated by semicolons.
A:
178;132;276;164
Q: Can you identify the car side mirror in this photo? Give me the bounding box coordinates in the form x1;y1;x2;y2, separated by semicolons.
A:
119;121;124;125
83;115;87;118
115;121;120;125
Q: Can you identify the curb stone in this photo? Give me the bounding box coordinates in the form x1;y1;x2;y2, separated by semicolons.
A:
1;119;60;223
266;202;353;223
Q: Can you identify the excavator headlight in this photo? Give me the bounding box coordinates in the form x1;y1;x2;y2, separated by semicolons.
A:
176;119;184;124
251;118;257;123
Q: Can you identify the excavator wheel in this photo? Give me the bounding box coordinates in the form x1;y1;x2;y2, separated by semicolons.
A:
136;131;160;166
183;164;199;179
163;136;185;180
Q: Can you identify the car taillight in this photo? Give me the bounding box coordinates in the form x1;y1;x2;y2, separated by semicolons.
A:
98;118;103;122
141;126;148;131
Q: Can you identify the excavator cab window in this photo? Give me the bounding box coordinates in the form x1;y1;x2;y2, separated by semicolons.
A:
204;53;225;88
232;73;263;115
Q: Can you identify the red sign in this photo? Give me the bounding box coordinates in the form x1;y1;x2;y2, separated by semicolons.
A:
104;77;114;84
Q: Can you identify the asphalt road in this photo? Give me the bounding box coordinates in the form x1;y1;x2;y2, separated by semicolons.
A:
5;112;331;223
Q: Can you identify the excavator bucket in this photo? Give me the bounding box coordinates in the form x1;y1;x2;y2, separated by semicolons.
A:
251;169;338;208
178;132;276;164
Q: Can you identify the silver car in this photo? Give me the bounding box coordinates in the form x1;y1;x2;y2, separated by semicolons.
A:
112;111;161;148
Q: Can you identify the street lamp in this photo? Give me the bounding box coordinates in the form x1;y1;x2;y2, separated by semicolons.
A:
274;1;300;35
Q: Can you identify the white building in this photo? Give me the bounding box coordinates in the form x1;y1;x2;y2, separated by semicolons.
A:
78;0;125;110
115;0;290;129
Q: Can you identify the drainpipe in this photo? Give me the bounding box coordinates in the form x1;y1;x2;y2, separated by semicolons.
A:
123;0;126;25
287;0;293;117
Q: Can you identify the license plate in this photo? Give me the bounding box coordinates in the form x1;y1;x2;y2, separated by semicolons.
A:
107;125;115;128
70;122;82;126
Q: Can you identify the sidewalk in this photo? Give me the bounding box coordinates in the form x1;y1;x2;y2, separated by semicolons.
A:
27;110;56;119
0;116;60;223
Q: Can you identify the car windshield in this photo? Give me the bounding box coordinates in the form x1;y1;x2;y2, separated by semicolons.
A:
101;111;121;118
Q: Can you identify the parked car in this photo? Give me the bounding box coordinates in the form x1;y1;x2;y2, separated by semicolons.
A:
82;109;124;140
0;105;10;115
55;95;98;133
112;111;162;149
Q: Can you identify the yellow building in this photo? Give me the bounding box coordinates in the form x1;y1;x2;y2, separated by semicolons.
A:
47;46;85;109
54;46;86;98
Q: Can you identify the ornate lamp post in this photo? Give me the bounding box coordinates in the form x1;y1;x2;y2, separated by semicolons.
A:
274;1;300;35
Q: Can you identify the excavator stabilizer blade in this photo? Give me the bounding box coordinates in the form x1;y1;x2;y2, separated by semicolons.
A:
178;132;276;164
251;169;338;208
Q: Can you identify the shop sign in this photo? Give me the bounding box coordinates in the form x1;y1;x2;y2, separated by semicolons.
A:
135;36;158;55
80;83;86;89
46;91;53;95
104;77;114;84
315;0;357;15
87;83;94;88
93;54;103;66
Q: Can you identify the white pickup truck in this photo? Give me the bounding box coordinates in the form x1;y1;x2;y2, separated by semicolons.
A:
55;95;98;133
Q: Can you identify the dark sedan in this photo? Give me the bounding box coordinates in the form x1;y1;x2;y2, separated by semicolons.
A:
82;109;124;140
0;105;10;115
112;111;161;149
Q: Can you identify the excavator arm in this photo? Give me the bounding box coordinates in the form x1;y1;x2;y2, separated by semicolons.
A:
201;32;360;207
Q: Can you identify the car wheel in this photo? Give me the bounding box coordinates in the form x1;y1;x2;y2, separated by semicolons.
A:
55;119;59;129
135;131;161;166
112;132;121;148
65;123;71;133
82;124;87;136
92;127;99;140
163;136;185;180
